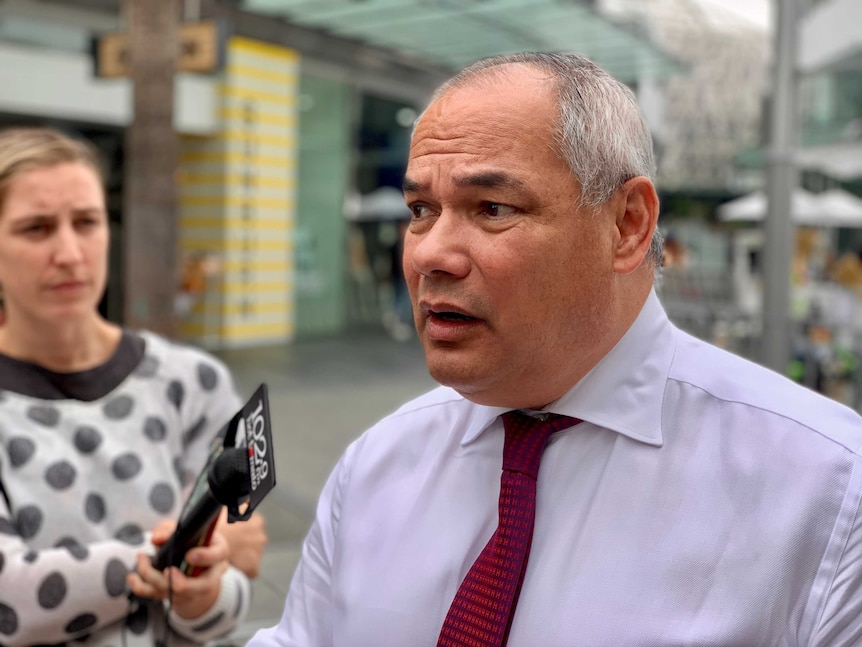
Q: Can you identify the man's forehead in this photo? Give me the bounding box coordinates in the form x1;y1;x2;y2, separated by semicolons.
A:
418;65;555;128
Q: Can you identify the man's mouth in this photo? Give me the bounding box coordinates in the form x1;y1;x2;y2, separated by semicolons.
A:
431;310;478;323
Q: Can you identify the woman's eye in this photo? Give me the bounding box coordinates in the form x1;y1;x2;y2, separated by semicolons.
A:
22;223;51;235
482;202;516;218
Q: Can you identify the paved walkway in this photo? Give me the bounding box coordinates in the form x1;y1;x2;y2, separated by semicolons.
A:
214;330;438;641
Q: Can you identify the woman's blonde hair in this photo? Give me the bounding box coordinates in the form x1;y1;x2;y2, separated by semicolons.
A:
0;127;105;213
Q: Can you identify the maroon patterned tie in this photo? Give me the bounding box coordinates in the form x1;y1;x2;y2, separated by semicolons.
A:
437;410;581;647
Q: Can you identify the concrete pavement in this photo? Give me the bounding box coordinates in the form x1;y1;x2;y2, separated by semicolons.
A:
214;329;438;641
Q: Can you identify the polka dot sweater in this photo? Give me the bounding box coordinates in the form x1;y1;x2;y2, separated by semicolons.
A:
0;331;251;646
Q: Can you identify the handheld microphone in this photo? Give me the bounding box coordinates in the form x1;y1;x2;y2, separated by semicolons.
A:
152;447;250;573
150;383;276;576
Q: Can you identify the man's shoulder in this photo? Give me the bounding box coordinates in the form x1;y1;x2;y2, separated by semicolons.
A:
669;329;862;454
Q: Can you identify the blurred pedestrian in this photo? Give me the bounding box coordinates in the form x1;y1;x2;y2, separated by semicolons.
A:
250;52;862;646
0;127;265;647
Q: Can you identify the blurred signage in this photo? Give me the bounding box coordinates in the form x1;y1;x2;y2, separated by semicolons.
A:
94;20;225;78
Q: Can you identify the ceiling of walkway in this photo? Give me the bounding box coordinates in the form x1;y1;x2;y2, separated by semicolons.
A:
239;0;682;82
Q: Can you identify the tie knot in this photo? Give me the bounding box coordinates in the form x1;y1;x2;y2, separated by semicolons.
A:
500;410;580;479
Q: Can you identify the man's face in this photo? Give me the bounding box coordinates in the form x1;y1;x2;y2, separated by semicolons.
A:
403;67;621;408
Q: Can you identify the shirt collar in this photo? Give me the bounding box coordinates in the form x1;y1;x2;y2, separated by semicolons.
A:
461;289;675;447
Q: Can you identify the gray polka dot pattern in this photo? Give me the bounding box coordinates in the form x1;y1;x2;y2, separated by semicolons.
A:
65;613;97;634
0;330;247;644
7;436;36;467
0;602;18;635
102;395;134;420
45;461;77;490
149;483;175;514
167;380;185;410
27;404;60;427
197;362;218;391
17;505;43;539
115;523;144;545
73;426;102;454
55;537;88;561
84;493;106;523
134;354;159;378
104;559;128;597
143;416;167;442
0;517;15;535
173;456;189;486
38;572;67;609
126;603;149;634
111;453;142;480
182;415;208;448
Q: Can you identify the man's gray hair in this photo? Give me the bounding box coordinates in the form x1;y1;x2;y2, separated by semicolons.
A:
431;51;663;268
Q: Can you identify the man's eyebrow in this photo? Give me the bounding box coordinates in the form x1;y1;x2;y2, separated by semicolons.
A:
452;171;528;191
403;172;531;194
402;177;425;194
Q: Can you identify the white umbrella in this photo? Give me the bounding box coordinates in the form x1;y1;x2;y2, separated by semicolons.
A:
814;189;862;227
351;186;410;222
717;188;821;223
717;188;862;228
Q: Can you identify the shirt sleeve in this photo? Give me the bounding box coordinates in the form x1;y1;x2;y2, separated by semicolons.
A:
810;461;862;647
0;501;141;646
167;564;251;644
246;439;357;647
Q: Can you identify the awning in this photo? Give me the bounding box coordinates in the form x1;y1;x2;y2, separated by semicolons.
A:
240;0;683;83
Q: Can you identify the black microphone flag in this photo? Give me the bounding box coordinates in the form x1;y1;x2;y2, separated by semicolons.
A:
152;383;277;574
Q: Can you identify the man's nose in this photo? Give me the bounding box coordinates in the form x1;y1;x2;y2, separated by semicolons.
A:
405;211;471;279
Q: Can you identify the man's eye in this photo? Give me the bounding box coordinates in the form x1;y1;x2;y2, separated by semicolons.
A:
482;202;516;218
410;204;435;219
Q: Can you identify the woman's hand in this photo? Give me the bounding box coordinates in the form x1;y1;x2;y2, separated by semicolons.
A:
127;520;230;619
216;508;268;579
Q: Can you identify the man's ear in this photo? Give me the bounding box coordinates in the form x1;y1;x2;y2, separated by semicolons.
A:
612;176;659;275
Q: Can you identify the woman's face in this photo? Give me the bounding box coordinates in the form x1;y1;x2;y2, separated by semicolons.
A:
0;162;109;325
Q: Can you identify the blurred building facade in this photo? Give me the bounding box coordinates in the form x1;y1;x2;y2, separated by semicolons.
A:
0;0;686;348
798;0;862;194
602;0;769;195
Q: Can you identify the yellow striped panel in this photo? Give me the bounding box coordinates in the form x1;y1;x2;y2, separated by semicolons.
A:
177;35;298;347
180;151;296;167
179;173;294;189
219;108;297;127
207;132;297;148
181;238;294;252
179;195;295;210
226;63;297;86
221;280;292;294
190;300;289;317
221;86;296;107
181;216;292;230
222;258;291;272
231;36;300;63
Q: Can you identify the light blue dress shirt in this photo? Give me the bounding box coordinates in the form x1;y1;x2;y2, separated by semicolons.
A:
250;290;862;646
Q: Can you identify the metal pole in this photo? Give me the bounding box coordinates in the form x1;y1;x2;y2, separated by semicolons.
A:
762;0;800;374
